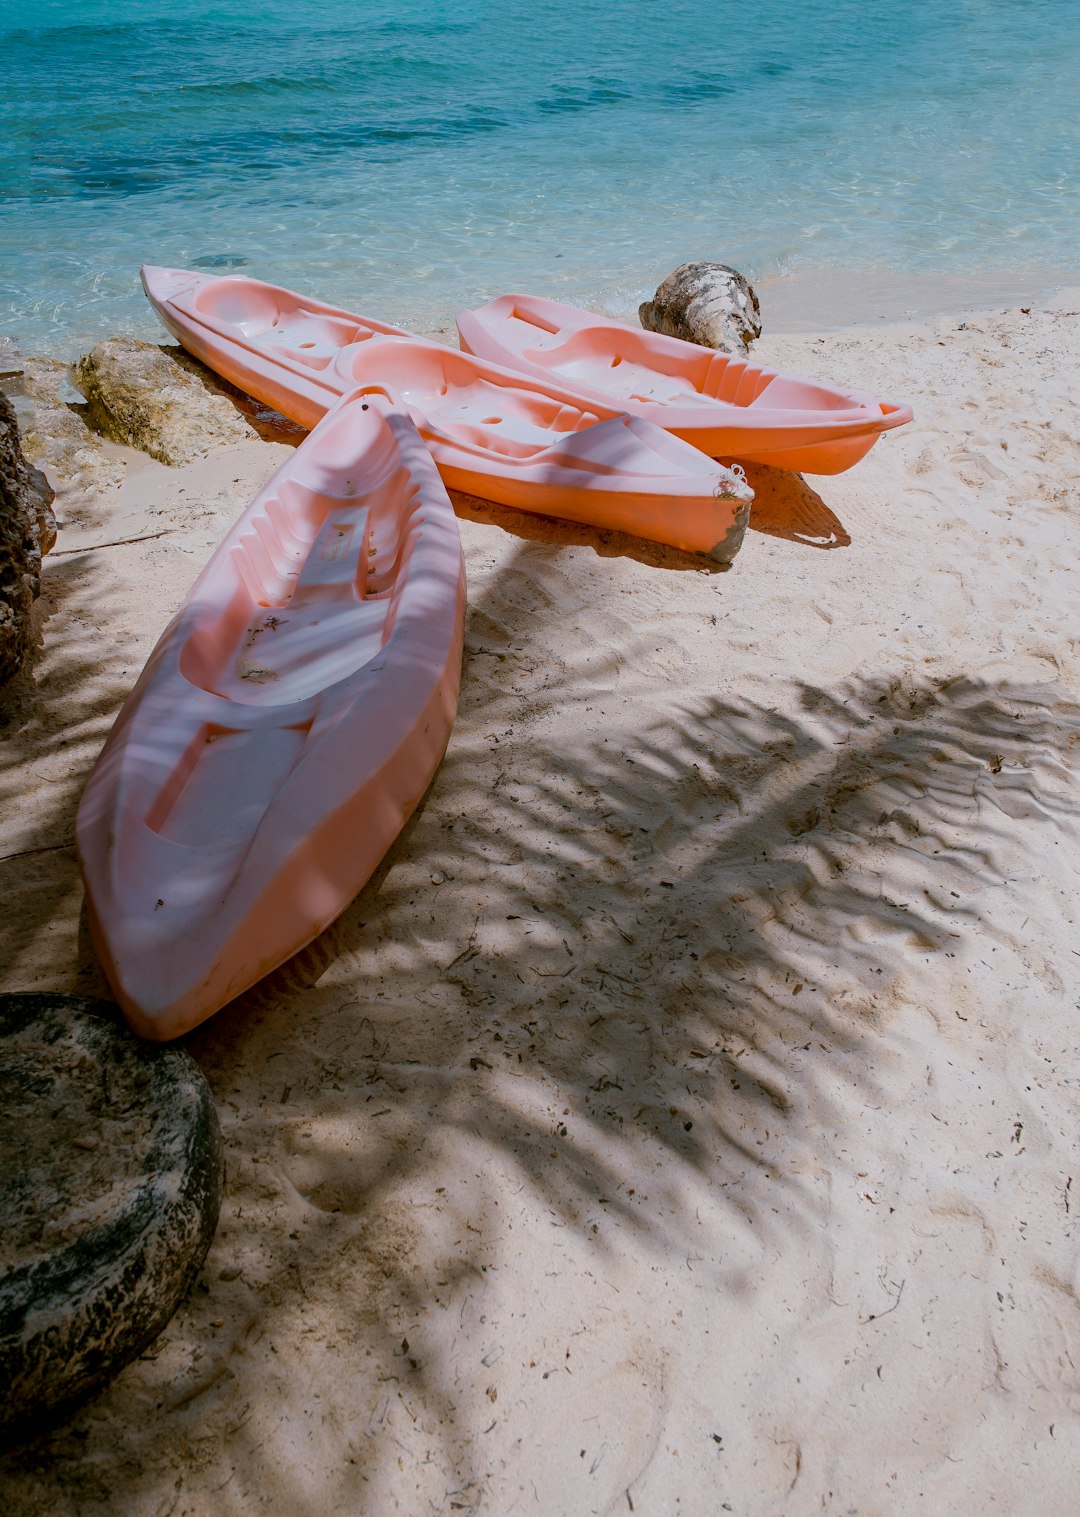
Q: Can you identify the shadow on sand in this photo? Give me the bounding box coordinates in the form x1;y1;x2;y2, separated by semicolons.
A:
739;460;851;548
451;461;851;565
0;551;134;1002
2;522;1075;1511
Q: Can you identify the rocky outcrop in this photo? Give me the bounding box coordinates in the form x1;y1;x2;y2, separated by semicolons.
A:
640;262;762;353
73;338;259;466
0;394;56;685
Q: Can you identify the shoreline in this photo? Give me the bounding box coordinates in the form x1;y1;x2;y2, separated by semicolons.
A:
3;285;1080;1514
5;263;1080;365
752;264;1080;332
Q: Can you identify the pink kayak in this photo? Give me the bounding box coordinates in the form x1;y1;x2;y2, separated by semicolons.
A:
142;266;754;561
457;292;913;474
77;392;466;1040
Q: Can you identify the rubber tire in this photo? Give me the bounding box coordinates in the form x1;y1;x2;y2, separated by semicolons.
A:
0;993;223;1435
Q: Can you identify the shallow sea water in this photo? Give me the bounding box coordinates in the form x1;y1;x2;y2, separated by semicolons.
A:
1;0;1078;354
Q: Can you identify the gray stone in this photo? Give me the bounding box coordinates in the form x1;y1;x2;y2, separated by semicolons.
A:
73;338;259;466
640;262;762;353
0;993;223;1432
0;394;56;686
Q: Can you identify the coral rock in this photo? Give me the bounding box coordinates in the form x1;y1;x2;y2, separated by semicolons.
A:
73;338;258;467
640;261;762;353
18;357;126;499
0;993;223;1430
0;393;56;685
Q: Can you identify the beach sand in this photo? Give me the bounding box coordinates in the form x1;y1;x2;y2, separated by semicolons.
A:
2;290;1079;1515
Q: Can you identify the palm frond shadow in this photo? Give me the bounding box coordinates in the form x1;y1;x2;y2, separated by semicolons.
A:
5;532;1077;1509
157;572;1077;1507
353;654;1078;1251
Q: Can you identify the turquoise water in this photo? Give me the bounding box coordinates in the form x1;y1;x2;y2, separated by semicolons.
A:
2;0;1078;355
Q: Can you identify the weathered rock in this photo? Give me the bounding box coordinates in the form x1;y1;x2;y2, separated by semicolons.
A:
0;394;56;685
0;993;223;1432
639;261;762;353
23;459;56;559
73;338;259;466
0;373;58;559
18;357;126;499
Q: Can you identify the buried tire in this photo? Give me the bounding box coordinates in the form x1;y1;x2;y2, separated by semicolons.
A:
0;993;223;1434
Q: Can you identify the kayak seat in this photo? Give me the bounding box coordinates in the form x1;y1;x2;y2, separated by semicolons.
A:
521;326;707;391
255;312;372;371
193;279;367;357
424;400;578;459
145;720;314;848
178;470;424;707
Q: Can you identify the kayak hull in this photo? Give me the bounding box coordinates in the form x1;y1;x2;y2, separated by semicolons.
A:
456;292;914;474
77;393;466;1040
142;267;754;560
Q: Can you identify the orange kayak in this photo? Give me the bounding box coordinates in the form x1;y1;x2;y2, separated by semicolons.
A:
142;266;754;561
457;292;913;474
76;392;466;1040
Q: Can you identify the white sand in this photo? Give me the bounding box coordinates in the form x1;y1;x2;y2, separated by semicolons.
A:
2;293;1080;1515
